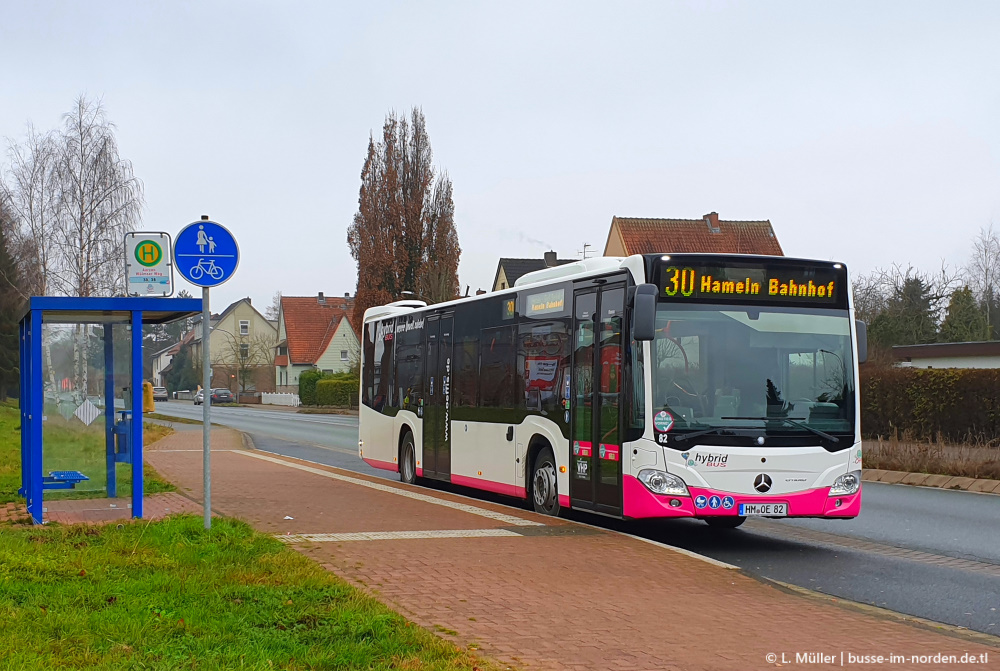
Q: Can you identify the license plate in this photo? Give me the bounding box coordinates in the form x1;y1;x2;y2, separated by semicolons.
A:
738;502;787;516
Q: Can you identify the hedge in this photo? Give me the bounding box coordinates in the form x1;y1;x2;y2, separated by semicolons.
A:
297;370;324;406
299;370;359;406
860;366;1000;442
316;378;359;407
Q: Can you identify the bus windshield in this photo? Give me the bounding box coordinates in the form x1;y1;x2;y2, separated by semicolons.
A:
652;304;855;442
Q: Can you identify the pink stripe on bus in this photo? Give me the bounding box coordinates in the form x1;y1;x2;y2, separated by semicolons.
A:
451;474;526;498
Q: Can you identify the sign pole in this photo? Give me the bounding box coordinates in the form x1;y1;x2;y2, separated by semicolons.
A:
173;214;239;532
202;285;212;529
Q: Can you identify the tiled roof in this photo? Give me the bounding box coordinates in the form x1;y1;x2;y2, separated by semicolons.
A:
280;296;354;365
495;258;573;288
611;216;783;256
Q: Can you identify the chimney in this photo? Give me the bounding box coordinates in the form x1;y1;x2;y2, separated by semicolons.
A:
344;292;350;298
704;212;721;234
544;250;557;267
318;292;325;304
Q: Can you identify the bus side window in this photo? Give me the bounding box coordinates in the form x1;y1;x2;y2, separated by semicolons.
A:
481;325;517;408
362;321;376;408
395;316;423;411
456;337;479;407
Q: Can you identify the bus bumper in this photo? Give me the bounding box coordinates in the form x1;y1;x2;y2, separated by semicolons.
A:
623;475;862;520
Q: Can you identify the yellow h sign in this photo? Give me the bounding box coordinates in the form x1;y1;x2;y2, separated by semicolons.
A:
135;240;162;267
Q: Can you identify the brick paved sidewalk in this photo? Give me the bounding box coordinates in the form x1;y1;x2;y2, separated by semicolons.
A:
143;428;998;671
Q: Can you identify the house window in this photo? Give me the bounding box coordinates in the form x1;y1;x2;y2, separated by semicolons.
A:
240;343;249;359
239;320;250;335
278;346;287;356
341;350;349;361
322;369;333;375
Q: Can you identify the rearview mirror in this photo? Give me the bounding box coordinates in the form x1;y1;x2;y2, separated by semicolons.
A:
632;283;658;341
855;320;868;364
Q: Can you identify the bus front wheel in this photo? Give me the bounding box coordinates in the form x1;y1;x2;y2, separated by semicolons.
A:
400;432;416;485
531;448;561;516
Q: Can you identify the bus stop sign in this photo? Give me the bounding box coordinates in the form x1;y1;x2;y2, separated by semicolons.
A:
174;220;239;287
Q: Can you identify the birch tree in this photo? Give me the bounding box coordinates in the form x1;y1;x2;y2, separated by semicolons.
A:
965;224;1000;337
54;97;144;298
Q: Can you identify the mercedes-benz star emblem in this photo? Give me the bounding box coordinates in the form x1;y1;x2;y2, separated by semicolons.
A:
754;474;772;493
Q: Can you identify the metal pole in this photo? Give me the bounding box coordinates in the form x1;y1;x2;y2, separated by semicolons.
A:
202;286;212;529
131;311;144;519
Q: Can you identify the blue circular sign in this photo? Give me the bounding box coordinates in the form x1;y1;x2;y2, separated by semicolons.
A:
174;220;239;287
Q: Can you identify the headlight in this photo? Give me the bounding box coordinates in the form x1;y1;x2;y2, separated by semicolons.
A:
638;469;689;496
829;470;861;496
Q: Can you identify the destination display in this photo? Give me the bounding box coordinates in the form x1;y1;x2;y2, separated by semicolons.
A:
655;260;846;307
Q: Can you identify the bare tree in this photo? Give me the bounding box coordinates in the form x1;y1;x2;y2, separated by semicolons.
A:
53;97;144;298
1;125;61;297
420;172;461;302
216;330;277;394
965;223;1000;334
264;290;282;321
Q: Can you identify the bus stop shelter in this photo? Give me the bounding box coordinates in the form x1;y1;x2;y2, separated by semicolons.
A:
19;296;202;524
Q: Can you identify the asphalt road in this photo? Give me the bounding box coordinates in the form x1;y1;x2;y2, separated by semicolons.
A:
152;402;1000;636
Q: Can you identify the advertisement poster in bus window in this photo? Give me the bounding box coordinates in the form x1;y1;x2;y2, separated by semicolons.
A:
600;347;622;393
525;357;559;397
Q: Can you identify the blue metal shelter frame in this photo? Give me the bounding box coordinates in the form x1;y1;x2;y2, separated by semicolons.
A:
19;296;202;524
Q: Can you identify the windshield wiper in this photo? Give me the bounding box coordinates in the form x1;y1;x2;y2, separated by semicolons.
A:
671;427;735;445
721;417;840;443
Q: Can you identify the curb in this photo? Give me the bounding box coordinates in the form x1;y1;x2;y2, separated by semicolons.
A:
863;469;1000;494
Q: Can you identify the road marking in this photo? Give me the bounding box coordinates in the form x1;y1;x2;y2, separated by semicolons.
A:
235;450;544;527
153;449;237;453
276;528;522;543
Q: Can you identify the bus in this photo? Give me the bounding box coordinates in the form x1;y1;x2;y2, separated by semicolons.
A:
358;254;866;527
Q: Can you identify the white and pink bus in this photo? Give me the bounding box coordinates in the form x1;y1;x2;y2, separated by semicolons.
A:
359;254;866;527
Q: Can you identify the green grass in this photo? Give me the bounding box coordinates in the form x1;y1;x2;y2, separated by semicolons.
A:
0;516;492;670
0;402;495;670
0;405;175;504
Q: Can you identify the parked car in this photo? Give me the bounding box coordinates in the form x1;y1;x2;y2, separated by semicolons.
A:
211;388;234;404
152;386;169;402
193;389;204;405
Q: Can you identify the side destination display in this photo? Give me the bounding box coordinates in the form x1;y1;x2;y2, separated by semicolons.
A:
654;259;847;308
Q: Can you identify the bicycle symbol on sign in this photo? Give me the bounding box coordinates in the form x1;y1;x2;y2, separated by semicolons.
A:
189;258;225;281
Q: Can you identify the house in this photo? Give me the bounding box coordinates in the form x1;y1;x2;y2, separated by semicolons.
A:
275;293;358;392
893;342;1000;369
188;297;278;392
603;212;784;257
151;341;179;387
493;251;572;291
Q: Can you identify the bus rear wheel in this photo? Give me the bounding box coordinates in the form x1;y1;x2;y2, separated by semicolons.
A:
705;516;746;529
400;432;416;485
531;448;561;516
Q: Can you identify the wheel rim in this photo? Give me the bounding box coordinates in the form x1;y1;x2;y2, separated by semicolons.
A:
533;461;557;511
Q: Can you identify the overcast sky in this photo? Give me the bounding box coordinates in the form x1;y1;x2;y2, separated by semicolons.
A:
2;1;999;311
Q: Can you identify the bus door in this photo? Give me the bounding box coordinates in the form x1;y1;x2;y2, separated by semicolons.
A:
570;284;625;515
422;314;453;480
